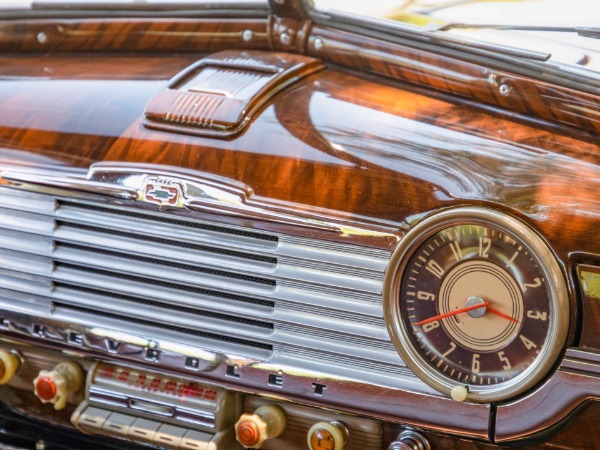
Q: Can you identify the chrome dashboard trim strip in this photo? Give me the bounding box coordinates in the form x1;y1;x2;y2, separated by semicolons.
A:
0;310;491;439
495;348;600;442
0;163;395;236
1;169;138;200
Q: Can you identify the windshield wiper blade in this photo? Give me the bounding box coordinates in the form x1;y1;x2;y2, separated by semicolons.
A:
442;23;600;40
428;28;551;61
577;27;600;39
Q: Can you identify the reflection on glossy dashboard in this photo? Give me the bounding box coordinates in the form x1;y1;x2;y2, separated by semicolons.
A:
0;0;599;449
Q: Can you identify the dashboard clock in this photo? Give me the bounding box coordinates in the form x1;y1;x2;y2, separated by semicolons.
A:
384;207;569;403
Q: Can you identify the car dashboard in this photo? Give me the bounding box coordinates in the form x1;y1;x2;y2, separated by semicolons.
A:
0;1;599;449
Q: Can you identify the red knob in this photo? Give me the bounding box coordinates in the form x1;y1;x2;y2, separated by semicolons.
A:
35;376;57;401
33;362;83;410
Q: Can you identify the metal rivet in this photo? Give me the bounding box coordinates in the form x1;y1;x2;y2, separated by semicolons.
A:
499;84;512;97
314;38;324;51
280;32;291;46
36;441;46;450
242;30;253;42
37;32;48;45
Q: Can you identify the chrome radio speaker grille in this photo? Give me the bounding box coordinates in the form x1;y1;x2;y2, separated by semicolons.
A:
0;185;418;388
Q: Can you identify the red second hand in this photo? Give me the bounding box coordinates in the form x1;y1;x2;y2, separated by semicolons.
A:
413;302;489;327
487;307;520;323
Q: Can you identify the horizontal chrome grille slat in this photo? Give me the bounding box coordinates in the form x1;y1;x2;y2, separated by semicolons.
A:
53;246;276;292
0;275;51;297
56;221;277;267
52;239;382;294
276;322;393;346
54;272;386;340
0;288;52;307
279;280;382;302
273;330;400;363
276;239;388;271
54;299;273;340
55;302;274;351
55;281;274;313
277;351;411;378
53;282;388;342
57;202;387;271
58;200;278;245
0;208;55;236
54;263;274;301
54;223;384;284
55;285;274;333
0;248;53;278
49;304;274;359
279;302;385;327
0;189;56;214
274;284;382;314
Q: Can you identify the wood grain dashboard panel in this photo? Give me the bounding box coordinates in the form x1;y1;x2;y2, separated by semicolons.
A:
0;18;269;52
0;12;599;448
0;53;597;256
304;27;600;141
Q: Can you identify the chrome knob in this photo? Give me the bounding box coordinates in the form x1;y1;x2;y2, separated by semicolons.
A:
388;430;430;450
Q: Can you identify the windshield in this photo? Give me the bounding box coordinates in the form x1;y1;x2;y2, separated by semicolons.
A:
313;0;600;77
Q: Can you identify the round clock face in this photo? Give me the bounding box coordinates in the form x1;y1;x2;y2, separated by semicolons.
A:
384;208;569;403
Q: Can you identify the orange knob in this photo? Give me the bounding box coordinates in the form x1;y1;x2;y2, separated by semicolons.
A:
311;428;336;450
234;405;286;449
236;420;261;447
307;422;349;450
0;350;21;384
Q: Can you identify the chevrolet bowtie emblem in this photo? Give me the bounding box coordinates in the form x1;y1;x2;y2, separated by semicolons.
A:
142;177;184;207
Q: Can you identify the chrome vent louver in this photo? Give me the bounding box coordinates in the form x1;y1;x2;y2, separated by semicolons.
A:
0;183;420;389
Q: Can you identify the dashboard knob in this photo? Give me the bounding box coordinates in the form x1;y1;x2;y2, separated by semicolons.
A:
33;362;83;410
0;350;21;385
235;405;286;448
388;430;430;450
307;421;349;450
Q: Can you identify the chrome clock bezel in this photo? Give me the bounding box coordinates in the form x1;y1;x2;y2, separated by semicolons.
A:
383;207;569;403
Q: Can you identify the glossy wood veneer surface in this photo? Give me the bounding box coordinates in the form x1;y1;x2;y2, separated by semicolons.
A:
0;53;599;256
0;54;201;169
0;18;269;52
0;17;599;141
392;402;600;449
305;27;600;140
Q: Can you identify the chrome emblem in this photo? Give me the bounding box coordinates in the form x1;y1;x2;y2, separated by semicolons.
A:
142;178;184;207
